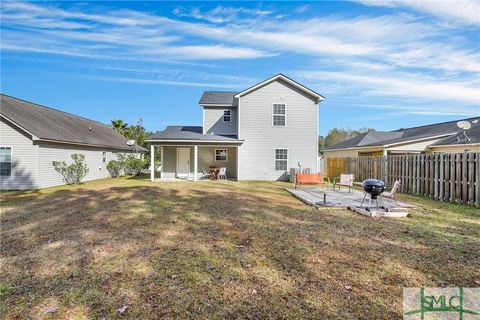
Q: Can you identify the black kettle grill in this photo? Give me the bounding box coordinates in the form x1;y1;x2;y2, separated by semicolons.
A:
361;179;387;211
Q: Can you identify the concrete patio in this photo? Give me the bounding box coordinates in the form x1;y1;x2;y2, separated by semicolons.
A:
286;187;416;217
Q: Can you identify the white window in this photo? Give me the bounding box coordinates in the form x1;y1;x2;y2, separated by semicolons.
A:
274;149;288;171
102;152;107;163
0;147;12;176
273;104;286;126
215;149;228;162
223;110;231;122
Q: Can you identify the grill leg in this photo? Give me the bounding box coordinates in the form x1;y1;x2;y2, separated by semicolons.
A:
380;195;387;211
375;198;379;211
360;192;367;207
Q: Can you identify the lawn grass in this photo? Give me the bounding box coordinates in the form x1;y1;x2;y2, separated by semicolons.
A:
1;176;479;319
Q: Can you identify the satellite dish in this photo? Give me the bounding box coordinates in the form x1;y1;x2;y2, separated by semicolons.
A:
457;121;471;130
126;140;136;146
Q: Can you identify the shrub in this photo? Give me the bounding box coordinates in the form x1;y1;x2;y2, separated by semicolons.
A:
123;155;147;176
52;153;89;185
107;160;123;178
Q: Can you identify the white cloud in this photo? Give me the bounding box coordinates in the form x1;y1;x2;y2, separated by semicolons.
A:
298;70;479;103
355;0;480;25
172;5;273;23
86;75;241;89
2;1;478;117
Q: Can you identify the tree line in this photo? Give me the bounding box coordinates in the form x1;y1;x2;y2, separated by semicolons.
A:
318;127;375;154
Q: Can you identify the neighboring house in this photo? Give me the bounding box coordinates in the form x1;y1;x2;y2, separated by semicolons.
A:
0;94;145;190
147;74;324;181
322;117;480;159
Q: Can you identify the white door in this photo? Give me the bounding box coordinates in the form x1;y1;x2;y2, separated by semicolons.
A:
176;148;190;177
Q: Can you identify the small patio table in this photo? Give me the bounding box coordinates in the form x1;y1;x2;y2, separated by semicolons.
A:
209;167;220;180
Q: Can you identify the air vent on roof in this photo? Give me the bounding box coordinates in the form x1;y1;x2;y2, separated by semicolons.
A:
88;126;92;131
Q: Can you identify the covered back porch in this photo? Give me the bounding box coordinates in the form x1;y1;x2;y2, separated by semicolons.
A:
147;126;243;182
150;143;240;181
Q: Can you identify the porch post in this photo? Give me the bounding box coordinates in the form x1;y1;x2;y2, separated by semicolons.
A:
150;144;155;181
160;146;164;179
236;146;240;181
194;145;198;182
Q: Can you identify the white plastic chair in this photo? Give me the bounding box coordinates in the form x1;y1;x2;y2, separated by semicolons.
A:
218;167;227;180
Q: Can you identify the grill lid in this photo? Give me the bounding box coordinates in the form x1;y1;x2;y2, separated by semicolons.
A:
362;179;385;187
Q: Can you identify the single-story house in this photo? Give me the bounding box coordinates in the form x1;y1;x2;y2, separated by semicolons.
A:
0;94;145;190
322;117;480;158
147;74;324;181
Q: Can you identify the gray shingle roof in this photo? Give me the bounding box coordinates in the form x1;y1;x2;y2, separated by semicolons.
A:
431;123;480;146
324;117;480;150
199;91;238;106
1;94;145;152
147;126;242;142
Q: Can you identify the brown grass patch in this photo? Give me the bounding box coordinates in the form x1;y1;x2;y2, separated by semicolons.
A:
1;176;479;319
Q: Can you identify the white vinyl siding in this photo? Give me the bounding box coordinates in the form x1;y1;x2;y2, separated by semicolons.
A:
274;149;288;171
272;104;286;126
0;118;37;189
36;143;132;188
238;79;318;180
203;107;237;135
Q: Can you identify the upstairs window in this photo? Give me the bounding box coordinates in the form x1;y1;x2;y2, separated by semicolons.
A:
215;149;228;162
223;110;231;122
0;147;12;176
274;148;288;171
273;104;286;126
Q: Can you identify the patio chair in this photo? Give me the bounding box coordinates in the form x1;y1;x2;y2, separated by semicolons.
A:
383;180;400;206
201;167;211;180
218;167;227;180
333;174;354;193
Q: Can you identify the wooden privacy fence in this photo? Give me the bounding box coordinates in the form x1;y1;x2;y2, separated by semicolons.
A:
328;153;480;207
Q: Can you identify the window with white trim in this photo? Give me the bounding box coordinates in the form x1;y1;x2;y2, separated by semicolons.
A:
273;104;286;126
215;149;228;161
0;147;12;176
274;149;288;171
223;110;231;122
102;152;107;163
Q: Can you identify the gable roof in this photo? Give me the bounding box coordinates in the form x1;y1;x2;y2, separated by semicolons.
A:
146;126;243;143
199;91;238;106
324;116;480;151
1;94;145;152
198;74;324;106
234;74;325;103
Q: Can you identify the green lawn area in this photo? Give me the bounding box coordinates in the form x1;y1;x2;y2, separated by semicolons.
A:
1;176;479;319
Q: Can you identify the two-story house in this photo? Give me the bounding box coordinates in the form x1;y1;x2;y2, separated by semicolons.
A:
146;74;325;181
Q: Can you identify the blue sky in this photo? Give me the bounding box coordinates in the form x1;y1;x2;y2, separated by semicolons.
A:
1;1;479;135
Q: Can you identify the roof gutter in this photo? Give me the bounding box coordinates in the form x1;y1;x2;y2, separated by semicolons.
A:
428;142;480;148
199;104;235;107
34;138;144;152
145;139;243;143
